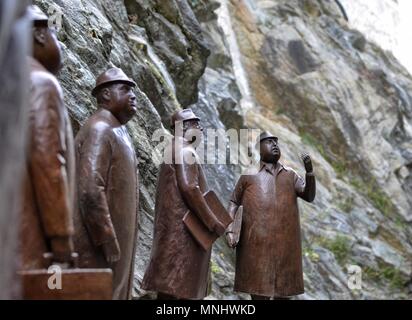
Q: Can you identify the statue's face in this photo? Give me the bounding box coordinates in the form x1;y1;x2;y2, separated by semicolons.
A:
183;119;203;144
260;138;281;163
183;119;202;132
33;27;62;74
106;83;137;124
46;30;62;74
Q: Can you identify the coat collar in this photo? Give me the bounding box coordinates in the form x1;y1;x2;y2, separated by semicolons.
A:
259;161;288;176
95;108;123;128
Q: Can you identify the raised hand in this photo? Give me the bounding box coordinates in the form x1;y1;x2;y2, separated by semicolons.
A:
301;153;313;173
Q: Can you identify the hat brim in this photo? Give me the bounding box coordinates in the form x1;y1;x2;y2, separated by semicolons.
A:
256;135;278;148
260;136;278;142
27;6;49;24
32;19;49;27
184;117;200;122
92;79;137;97
171;117;200;127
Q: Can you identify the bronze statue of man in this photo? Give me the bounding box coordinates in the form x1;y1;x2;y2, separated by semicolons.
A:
19;5;76;272
0;0;30;299
142;109;226;300
226;132;316;300
74;67;139;300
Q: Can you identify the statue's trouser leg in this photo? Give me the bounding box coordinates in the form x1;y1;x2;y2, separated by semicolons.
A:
250;294;271;300
157;292;179;300
273;295;292;300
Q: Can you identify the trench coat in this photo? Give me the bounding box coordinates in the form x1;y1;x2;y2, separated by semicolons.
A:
19;57;75;270
142;138;215;300
228;161;316;297
73;108;139;300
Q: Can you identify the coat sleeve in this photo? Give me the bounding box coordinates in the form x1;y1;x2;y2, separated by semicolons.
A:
77;125;117;246
28;78;74;239
294;171;316;202
175;148;217;232
228;176;245;219
226;176;245;235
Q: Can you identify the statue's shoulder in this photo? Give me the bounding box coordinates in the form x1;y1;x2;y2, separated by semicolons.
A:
170;142;202;166
79;111;115;141
172;139;197;157
75;120;114;153
30;63;61;95
280;164;300;179
241;166;260;176
87;117;113;135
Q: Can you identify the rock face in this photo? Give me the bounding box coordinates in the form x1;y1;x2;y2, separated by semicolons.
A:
32;0;412;299
340;0;412;74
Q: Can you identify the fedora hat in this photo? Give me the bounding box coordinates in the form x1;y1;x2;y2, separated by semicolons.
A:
256;131;278;145
170;108;200;127
27;5;49;26
92;67;136;97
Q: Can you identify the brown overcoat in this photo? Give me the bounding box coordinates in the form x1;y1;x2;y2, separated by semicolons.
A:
19;57;75;270
142;138;214;300
73;108;139;300
228;161;316;297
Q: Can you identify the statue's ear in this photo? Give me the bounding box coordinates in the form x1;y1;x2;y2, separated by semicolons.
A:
101;87;111;101
33;27;47;46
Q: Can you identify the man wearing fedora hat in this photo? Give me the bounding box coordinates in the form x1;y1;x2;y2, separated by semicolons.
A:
142;108;226;300
226;132;316;300
19;5;77;273
73;67;139;299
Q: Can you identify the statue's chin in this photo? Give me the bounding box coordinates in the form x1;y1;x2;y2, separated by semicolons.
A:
262;155;280;163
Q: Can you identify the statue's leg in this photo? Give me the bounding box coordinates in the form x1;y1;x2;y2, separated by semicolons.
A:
250;294;271;300
157;292;179;300
273;295;292;300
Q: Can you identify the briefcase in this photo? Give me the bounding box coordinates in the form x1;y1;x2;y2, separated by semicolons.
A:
18;268;113;300
183;190;233;251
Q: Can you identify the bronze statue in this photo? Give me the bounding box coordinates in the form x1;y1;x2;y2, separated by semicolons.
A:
142;109;226;300
74;67;139;300
19;5;77;273
226;131;316;300
0;0;30;299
